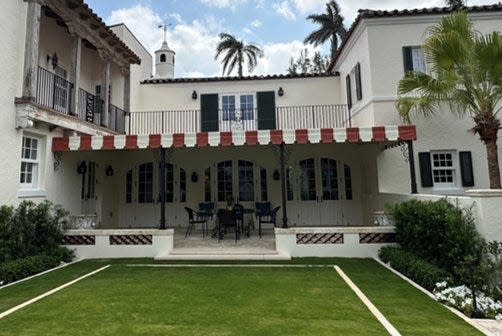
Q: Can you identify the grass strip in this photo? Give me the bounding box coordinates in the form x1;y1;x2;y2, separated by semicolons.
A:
0;260;109;313
336;258;483;336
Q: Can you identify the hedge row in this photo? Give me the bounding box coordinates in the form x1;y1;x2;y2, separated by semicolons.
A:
379;246;450;291
0;254;63;286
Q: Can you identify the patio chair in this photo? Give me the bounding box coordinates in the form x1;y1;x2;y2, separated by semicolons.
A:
198;202;215;220
255;202;280;238
184;207;208;238
233;204;245;235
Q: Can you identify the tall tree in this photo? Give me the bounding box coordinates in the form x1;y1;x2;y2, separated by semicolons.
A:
287;49;330;75
445;0;465;8
304;1;347;61
396;12;502;189
215;33;263;77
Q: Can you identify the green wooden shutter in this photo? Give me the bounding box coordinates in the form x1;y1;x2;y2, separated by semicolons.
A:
345;75;352;109
418;152;433;187
403;46;413;73
200;94;219;132
355;62;362;101
257;91;276;130
459;151;475;187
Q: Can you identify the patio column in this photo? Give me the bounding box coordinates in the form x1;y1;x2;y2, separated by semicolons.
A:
99;51;111;128
159;148;167;230
407;140;418;194
122;67;130;134
279;143;288;228
69;30;81;116
22;0;43;100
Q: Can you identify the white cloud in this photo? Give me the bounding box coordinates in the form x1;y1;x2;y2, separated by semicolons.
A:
169;13;183;24
250;19;262;28
273;1;296;20
253;41;319;75
291;0;325;14
199;0;248;10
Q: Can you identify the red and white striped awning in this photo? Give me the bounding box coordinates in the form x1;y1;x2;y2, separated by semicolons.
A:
52;126;416;152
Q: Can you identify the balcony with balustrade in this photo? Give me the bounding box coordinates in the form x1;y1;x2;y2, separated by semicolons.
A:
15;0;139;135
128;105;350;135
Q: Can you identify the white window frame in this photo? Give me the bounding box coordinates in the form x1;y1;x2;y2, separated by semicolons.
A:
431;150;458;189
219;93;257;121
19;134;45;197
411;46;427;74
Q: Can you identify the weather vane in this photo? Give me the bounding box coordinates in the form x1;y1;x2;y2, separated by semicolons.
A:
158;21;172;42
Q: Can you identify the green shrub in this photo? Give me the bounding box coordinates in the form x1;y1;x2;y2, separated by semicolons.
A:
0;255;63;285
0;200;72;263
389;199;485;277
379;246;449;290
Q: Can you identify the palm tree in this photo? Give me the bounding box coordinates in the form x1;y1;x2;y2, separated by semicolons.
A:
215;33;263;77
304;0;347;61
396;12;502;189
445;0;465;8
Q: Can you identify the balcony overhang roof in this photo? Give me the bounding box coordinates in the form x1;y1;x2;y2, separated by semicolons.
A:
52;126;416;152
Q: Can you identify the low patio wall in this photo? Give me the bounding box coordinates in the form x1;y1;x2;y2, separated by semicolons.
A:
61;229;174;259
275;227;396;258
369;191;502;242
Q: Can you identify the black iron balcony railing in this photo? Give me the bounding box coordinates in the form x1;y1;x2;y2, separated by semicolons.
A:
36;66;73;115
35;66;126;134
108;103;127;134
128;105;351;135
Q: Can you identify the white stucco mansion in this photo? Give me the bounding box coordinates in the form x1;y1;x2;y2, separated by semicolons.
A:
2;0;502;259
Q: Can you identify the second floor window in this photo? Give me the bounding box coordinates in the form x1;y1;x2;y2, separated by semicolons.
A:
221;94;255;121
403;46;426;74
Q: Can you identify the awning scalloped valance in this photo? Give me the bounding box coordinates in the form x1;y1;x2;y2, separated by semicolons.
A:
52;125;417;152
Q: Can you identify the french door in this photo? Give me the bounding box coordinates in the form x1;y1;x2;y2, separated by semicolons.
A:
125;161;186;228
219;94;258;131
296;157;350;227
53;66;70;113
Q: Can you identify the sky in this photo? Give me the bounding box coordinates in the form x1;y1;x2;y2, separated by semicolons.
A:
85;0;491;77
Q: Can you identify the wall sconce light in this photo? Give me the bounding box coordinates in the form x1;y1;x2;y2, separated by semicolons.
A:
46;53;58;69
191;171;198;183
77;161;87;175
191;90;198;100
278;87;284;97
272;169;280;181
105;165;114;177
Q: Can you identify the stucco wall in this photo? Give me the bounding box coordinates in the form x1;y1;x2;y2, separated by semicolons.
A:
133;76;340;112
336;12;502;192
335;26;374;127
0;0;28;205
109;24;153;112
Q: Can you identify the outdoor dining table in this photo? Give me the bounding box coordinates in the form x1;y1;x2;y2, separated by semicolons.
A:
214;208;255;242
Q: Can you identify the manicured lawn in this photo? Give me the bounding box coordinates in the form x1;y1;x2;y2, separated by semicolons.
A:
336;259;482;336
0;259;108;312
0;259;482;335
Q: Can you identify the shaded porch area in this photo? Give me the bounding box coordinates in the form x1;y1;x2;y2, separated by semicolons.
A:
53;125;417;258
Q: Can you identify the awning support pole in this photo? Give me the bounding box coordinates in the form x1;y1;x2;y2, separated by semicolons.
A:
279;142;288;228
159;147;167;229
407;140;418;194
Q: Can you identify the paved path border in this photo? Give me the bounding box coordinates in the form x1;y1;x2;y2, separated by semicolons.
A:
374;258;491;336
334;265;401;336
123;264;335;268
0;259;83;290
0;265;110;320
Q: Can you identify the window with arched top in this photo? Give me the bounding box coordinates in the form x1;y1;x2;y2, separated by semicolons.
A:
160;53;166;63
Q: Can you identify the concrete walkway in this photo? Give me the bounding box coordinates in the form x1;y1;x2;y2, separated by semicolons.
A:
472;319;502;336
